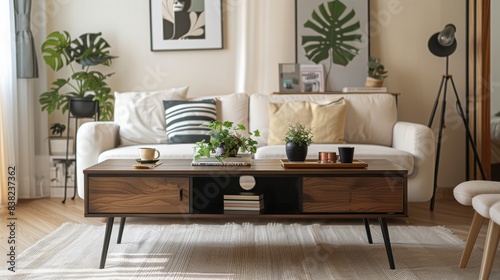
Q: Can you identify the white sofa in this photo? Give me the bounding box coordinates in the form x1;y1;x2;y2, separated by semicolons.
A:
76;90;435;202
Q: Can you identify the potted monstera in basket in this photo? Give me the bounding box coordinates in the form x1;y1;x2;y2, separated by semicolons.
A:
193;121;260;163
284;122;313;162
39;31;117;121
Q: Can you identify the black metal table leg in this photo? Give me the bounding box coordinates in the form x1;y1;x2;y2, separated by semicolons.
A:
363;218;373;244
117;217;126;244
378;218;395;269
99;217;114;269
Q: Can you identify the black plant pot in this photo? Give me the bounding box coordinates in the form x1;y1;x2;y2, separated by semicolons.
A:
285;142;308;162
69;97;98;118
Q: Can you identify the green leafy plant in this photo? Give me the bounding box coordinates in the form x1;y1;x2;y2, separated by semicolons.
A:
283;122;313;147
49;123;66;137
39;31;117;121
368;56;388;80
193;121;260;161
301;0;362;76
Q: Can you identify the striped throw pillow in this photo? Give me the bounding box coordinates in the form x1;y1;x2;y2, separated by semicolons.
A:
163;99;217;143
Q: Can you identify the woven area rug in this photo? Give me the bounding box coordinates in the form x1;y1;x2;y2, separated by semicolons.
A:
2;223;500;279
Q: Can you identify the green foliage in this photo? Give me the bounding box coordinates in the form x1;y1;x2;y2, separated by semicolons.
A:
301;0;362;69
39;31;117;121
368;56;388;80
193;121;260;162
49;123;66;137
283;122;313;147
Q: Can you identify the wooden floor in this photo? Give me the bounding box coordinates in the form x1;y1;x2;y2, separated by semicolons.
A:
0;196;484;256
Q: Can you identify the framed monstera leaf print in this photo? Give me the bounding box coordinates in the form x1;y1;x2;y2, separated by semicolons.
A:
296;0;369;91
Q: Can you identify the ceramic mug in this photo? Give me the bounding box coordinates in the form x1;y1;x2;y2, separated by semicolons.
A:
338;147;355;163
139;148;160;161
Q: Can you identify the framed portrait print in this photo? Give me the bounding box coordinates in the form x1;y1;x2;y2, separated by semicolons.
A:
150;0;223;51
296;0;370;91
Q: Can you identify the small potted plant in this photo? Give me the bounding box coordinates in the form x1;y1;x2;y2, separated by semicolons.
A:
366;56;388;87
48;123;73;155
39;31;117;121
283;122;313;162
193;121;260;162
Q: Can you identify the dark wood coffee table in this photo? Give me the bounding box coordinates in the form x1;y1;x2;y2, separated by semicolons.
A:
84;158;407;269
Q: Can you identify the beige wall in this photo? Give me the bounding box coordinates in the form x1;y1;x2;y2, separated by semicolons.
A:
34;0;471;189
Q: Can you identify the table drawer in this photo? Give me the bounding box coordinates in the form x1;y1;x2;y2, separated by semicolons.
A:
302;177;405;213
88;177;189;214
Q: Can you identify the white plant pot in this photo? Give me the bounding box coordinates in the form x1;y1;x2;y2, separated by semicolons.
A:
49;137;74;155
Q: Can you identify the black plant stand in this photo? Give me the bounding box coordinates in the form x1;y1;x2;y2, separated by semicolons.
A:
62;99;99;203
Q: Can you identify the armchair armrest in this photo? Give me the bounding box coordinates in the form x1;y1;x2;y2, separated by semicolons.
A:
76;121;120;198
393;121;436;201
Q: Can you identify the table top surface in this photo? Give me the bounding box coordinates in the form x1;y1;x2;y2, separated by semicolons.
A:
84;158;408;176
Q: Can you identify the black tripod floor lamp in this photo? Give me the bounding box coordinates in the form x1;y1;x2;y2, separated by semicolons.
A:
427;24;487;211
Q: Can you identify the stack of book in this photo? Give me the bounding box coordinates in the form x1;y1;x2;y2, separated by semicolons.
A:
223;193;264;214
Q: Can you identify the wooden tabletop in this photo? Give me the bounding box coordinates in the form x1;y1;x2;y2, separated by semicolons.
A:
84;158;407;176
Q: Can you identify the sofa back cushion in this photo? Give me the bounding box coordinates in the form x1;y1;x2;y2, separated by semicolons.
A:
163;99;217;143
249;93;397;147
190;92;249;134
114;86;188;145
267;98;346;145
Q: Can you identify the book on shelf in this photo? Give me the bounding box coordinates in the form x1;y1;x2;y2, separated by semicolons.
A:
224;205;264;211
342;87;388;93
223;192;264;201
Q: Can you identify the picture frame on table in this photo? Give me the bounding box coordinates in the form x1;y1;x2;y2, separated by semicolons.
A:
295;0;370;91
149;0;223;51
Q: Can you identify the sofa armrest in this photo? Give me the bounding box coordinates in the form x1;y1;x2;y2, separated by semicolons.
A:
76;121;120;198
393;121;436;201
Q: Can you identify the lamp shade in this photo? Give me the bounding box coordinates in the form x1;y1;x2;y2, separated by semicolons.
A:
428;24;457;57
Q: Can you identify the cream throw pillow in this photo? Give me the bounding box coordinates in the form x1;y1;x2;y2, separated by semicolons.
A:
114;86;189;145
267;98;346;145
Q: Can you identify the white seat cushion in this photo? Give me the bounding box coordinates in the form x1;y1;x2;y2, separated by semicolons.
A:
472;194;500;218
254;143;414;175
98;144;196;162
454;180;500;206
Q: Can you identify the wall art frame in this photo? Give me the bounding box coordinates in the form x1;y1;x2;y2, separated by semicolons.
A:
150;0;223;51
295;0;370;91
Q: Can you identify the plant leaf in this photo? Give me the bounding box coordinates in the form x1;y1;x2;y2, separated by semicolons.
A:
41;31;72;71
301;0;362;66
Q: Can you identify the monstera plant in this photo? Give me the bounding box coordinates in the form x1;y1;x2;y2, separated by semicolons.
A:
301;0;362;74
39;31;117;121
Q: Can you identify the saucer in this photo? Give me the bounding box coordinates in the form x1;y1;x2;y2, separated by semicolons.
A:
135;158;160;164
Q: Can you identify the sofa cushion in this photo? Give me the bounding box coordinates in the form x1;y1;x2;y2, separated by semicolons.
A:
98;144;196;162
249;93;397;147
114;86;189;145
190;93;249;133
254;143;414;175
267;98;346;145
163;99;216;144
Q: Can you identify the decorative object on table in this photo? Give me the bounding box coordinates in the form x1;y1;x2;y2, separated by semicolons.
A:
283;122;313;162
139;147;160;161
281;159;367;169
318;152;336;163
427;23;486;211
38;31;117;121
338;146;355;163
279;63;300;92
149;0;223;51
365;56;388;87
296;0;368;91
48;123;73;155
193;120;260;163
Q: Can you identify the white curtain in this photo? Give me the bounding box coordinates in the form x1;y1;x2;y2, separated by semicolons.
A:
0;0;19;205
235;0;296;95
